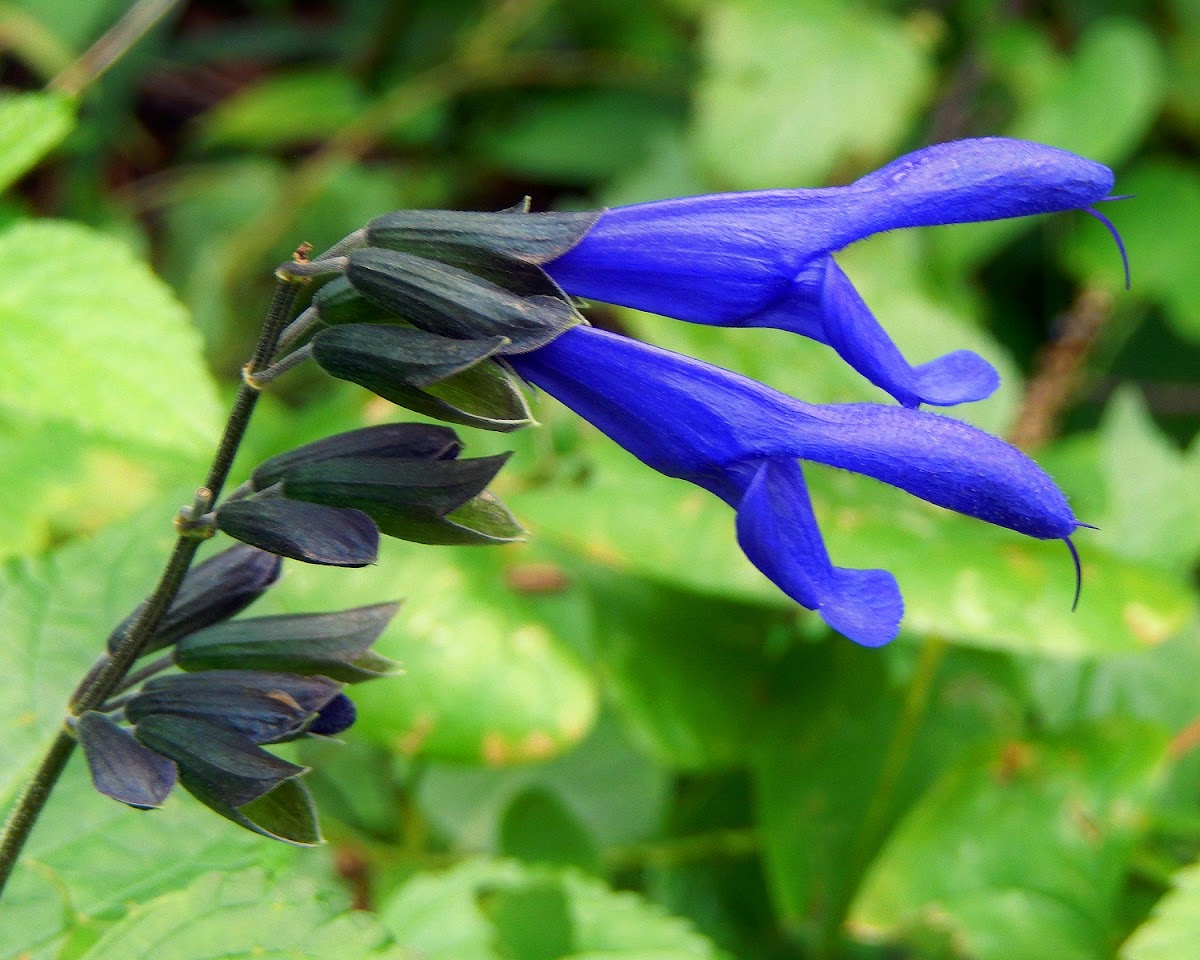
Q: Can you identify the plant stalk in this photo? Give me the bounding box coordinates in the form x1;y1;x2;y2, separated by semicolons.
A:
0;272;304;902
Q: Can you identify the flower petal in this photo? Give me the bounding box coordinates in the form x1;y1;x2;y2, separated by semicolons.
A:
849;137;1115;232
734;459;902;647
745;257;1000;407
511;326;1076;540
545;138;1114;326
784;403;1077;540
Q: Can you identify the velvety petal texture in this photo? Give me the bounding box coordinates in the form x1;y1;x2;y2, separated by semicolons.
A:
544;137;1114;408
735;459;902;648
510;326;1080;646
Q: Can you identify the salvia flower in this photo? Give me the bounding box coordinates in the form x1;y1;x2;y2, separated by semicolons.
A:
541;137;1122;408
509;326;1082;648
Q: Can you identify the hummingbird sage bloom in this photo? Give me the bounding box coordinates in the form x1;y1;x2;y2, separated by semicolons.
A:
509;326;1083;647
341;136;1118;642
542;137;1123;408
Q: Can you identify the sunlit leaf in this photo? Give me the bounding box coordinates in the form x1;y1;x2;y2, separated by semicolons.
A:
379;858;719;960
0;221;220;453
0;91;74;192
259;541;598;765
76;869;405;959
850;724;1167;959
693;0;932;189
1121;858;1200;960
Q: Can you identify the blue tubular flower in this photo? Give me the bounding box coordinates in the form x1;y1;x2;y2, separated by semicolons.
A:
509;325;1081;647
543;137;1117;409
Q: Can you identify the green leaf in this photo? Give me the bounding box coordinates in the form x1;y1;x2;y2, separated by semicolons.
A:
941;19;1164;270
259;540;598;765
693;0;933;189
0;503;304;956
1005;19;1163;167
500;787;603;873
2;761;295;959
1093;387;1200;572
0;220;221;453
7;0;127;52
1022;632;1200;747
0;417;200;560
1164;29;1200;137
750;641;1024;939
1064;161;1200;341
0;91;74;192
196;69;371;150
471;90;682;183
378;859;720;960
479;879;575;960
0;498;178;803
577;565;778;770
1121;858;1200;960
850;724;1167;959
76;869;405;959
416;716;669;851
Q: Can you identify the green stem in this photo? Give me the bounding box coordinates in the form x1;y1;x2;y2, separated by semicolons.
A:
816;635;947;959
109;652;177;700
205;277;304;499
0;273;304;902
606;827;759;872
0;731;76;893
855;636;947;857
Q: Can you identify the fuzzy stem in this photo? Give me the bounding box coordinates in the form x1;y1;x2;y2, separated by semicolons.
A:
0;730;76;894
0;271;304;902
251;342;314;388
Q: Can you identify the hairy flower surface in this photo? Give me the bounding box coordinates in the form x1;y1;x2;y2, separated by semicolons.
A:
510;326;1082;647
543;137;1118;408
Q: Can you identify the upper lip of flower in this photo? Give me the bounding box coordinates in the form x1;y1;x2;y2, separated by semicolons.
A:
545;137;1115;313
539;137;1119;409
510;325;1082;647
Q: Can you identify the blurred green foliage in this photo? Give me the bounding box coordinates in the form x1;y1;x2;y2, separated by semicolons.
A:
3;0;1200;957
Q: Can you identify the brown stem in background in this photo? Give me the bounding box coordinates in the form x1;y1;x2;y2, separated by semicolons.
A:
50;0;185;97
1008;285;1114;451
1168;716;1200;760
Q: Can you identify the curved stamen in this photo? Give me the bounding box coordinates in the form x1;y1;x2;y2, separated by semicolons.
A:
1064;536;1083;611
1085;206;1131;291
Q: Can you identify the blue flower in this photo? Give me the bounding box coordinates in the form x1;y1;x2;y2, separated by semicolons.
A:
544;137;1122;409
509;326;1082;647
